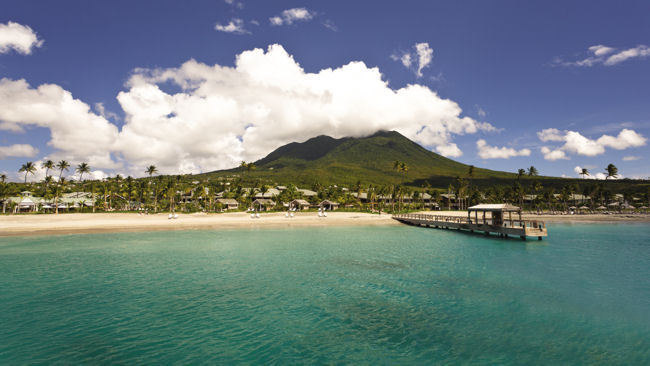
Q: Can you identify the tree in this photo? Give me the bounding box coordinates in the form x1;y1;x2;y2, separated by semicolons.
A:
75;162;91;198
146;165;158;177
42;160;54;179
527;166;538;176
580;168;589;179
19;161;36;184
246;162;256;173
517;168;526;180
606;164;618;180
56;160;70;181
146;165;158;211
0;173;6;183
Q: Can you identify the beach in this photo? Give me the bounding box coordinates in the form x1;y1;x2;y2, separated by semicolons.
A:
1;210;648;237
0;211;399;237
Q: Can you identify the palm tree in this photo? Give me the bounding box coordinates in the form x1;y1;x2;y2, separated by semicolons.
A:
75;162;90;197
580;168;589;179
0;173;6;183
606;164;618;180
42;160;54;179
146;165;157;177
527;166;538;176
246;162;256;173
56;160;70;181
19;161;36;184
517;168;525;180
146;165;158;211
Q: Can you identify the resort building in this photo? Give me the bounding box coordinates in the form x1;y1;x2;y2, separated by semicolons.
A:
252;199;276;211
289;199;311;210
216;198;239;211
319;200;339;211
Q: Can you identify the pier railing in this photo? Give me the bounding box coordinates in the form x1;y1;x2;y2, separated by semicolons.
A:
392;213;546;230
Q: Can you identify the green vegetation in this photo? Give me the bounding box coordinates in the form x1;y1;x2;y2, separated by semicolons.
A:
1;131;649;215
203;131;518;187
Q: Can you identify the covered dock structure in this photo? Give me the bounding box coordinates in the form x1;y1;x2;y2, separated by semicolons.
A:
393;203;547;240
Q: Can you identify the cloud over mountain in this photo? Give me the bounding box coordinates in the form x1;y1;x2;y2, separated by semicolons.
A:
0;44;494;176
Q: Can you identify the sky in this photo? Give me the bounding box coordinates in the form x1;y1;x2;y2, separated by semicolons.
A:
1;0;649;182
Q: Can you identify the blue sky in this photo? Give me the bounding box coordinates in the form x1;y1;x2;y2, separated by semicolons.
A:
0;0;649;181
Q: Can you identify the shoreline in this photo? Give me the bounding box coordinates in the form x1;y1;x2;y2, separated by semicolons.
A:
1;211;648;237
0;212;399;237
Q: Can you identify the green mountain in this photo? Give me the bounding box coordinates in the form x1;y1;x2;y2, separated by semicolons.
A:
205;130;519;187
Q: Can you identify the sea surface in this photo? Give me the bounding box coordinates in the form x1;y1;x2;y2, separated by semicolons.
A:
1;223;649;365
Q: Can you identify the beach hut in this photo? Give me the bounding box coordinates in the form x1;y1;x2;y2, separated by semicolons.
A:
290;199;311;211
252;199;275;211
216;198;239;211
319;200;339;211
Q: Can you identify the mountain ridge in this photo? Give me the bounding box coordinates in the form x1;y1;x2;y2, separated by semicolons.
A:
204;130;518;186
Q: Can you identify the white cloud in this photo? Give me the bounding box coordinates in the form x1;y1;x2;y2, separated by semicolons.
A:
1;45;495;176
115;44;494;172
623;155;640;161
476;139;530;159
537;128;565;142
269;8;315;26
392;42;434;78
555;44;650;67
0;21;43;55
414;43;433;77
537;128;646;159
0;144;38;159
540;146;568;161
215;18;250;34
0;78;120;170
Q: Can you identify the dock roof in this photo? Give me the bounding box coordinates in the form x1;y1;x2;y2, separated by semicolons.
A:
468;203;520;212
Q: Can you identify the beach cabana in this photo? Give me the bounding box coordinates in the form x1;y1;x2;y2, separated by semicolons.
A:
467;203;521;227
319;200;339;211
252;199;275;211
216;198;239;211
290;199;311;211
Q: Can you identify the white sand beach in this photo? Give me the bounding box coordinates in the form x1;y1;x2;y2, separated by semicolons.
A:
0;212;399;237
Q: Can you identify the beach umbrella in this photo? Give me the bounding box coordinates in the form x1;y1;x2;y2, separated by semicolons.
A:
596;205;607;210
568;206;577;210
579;205;589;210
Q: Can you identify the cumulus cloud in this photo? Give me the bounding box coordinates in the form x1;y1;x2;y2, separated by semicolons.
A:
554;44;650;67
0;21;43;55
0;144;38;159
476;139;530;159
392;42;434;78
215;18;250;34
1;45;494;176
0;78;119;169
537;128;646;159
269;8;315;26
115;44;494;173
540;146;568;161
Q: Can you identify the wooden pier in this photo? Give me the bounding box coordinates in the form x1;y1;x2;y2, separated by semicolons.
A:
392;204;547;240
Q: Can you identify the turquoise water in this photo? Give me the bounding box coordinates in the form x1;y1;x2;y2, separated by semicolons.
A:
1;224;649;364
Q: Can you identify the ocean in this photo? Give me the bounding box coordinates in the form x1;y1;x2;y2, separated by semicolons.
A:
1;223;649;364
